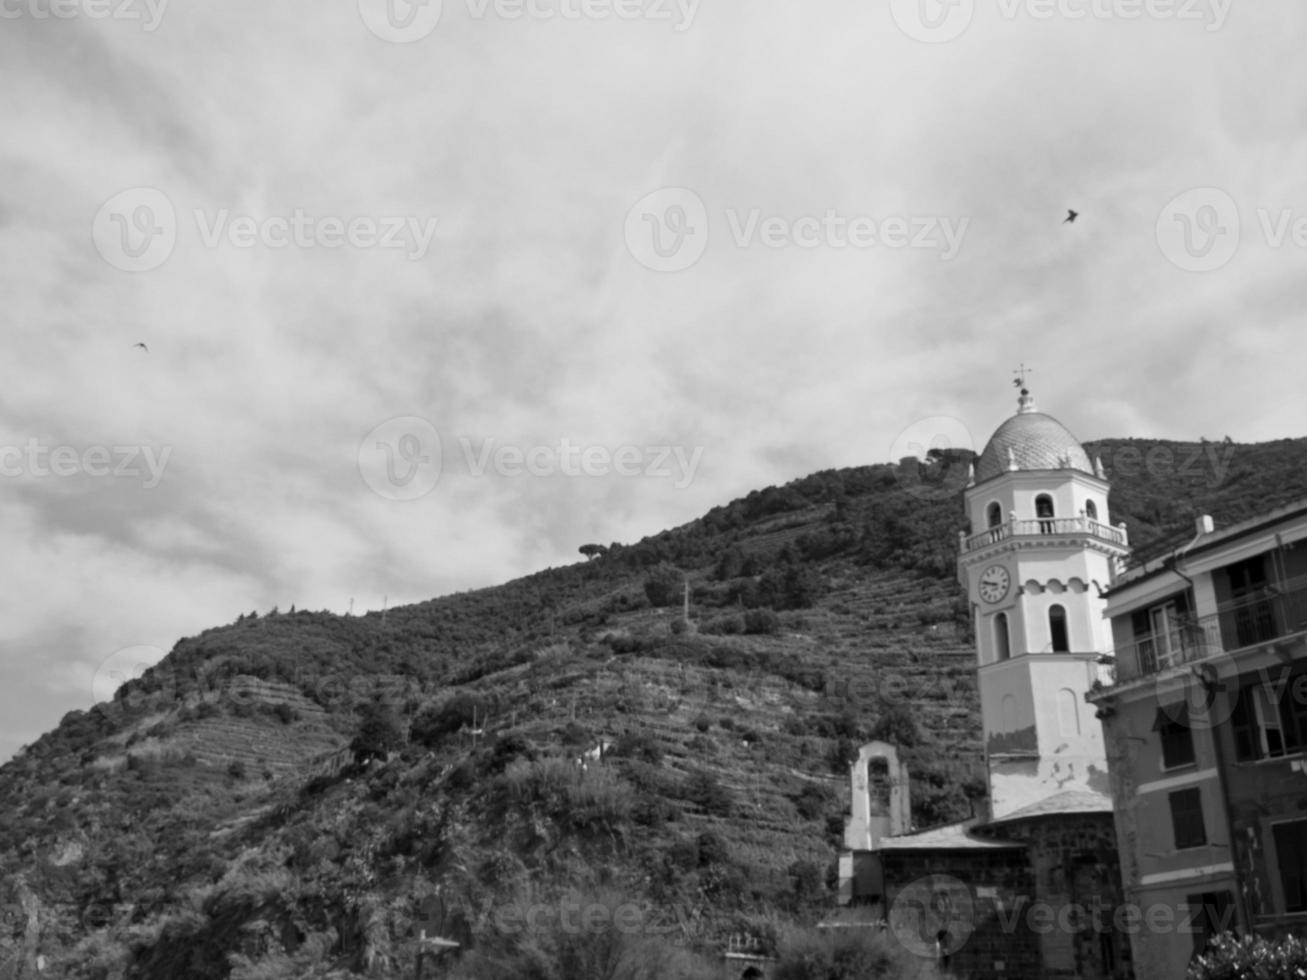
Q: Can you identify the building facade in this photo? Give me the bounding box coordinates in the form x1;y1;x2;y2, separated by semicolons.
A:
1087;499;1307;979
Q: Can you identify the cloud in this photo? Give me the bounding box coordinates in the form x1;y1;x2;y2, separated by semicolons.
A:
3;0;1307;761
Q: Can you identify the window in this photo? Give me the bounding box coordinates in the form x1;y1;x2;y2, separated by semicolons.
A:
1185;891;1235;954
995;612;1011;661
1169;788;1207;849
987;502;1003;528
1224;556;1276;648
1130;595;1195;673
1036;495;1055;532
1231;675;1307;761
1085;500;1098;521
1274;819;1307;913
1154;705;1196;769
1049;605;1069;652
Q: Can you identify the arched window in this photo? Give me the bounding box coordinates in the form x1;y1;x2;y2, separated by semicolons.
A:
1036;494;1055;533
995;612;1011;661
1085;500;1098;521
987;502;1003;528
1049;604;1069;652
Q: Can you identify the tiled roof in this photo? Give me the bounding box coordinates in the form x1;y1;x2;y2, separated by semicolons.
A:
984;790;1113;825
975;411;1094;484
874;820;1024;851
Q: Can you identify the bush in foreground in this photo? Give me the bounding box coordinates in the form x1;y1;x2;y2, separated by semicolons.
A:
1187;931;1307;980
773;924;939;980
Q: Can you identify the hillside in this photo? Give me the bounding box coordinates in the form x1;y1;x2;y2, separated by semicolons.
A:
3;436;1307;979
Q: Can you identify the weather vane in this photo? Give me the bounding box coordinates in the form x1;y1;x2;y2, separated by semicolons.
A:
1012;364;1034;390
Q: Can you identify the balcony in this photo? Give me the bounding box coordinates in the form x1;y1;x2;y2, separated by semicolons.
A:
962;516;1129;553
1107;581;1307;684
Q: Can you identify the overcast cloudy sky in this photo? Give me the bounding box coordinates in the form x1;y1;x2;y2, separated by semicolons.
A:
3;0;1306;762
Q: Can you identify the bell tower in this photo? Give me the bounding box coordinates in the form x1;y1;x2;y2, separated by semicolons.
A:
958;383;1128;819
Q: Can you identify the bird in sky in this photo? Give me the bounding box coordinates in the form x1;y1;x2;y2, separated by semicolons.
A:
132;342;149;352
1064;209;1079;224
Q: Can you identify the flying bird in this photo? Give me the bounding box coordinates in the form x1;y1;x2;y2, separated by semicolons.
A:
132;342;149;352
1064;210;1079;224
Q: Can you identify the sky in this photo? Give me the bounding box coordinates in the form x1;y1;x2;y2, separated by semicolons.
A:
3;0;1307;763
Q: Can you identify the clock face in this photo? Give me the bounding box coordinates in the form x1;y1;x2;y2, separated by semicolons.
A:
978;565;1010;604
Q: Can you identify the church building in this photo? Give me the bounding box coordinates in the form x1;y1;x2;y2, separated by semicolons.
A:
837;385;1134;979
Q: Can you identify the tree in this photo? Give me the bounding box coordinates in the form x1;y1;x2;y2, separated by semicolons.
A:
579;543;608;561
870;703;922;748
643;563;684;608
350;700;404;764
410;693;490;748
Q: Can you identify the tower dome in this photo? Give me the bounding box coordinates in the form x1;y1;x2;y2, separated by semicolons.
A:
974;389;1094;484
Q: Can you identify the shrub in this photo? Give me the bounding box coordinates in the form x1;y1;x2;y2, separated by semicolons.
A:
773;923;936;980
683;770;733;816
1188;932;1307;980
795;783;833;821
701;615;743;636
696;830;730;866
870;703;922;748
643;563;685;608
609;733;663;765
743;609;781;635
411;693;490;748
350;700;405;763
272;703;298;725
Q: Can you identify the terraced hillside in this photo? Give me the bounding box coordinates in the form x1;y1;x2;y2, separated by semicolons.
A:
3;436;1307;978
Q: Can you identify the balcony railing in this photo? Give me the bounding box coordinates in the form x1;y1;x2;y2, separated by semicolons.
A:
962;516;1129;553
1108;581;1307;684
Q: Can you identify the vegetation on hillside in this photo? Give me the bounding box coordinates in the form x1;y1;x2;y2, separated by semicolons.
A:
3;436;1307;978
